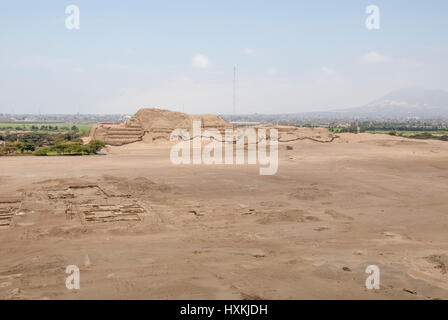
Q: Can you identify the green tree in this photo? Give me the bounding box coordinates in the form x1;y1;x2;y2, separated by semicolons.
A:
85;140;106;153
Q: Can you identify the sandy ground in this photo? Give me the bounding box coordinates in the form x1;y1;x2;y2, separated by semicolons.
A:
0;133;448;299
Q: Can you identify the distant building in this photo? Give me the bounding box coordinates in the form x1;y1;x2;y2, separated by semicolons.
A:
119;115;132;122
229;121;261;126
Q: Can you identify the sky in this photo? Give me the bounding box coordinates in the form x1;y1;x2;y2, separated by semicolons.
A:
0;0;447;115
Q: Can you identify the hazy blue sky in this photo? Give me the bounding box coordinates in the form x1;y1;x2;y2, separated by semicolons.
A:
0;1;447;114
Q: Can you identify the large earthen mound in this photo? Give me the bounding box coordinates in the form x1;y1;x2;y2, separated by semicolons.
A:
89;108;231;146
90;108;337;146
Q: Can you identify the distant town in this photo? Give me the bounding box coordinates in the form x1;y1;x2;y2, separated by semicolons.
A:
0;113;130;124
2;111;448;132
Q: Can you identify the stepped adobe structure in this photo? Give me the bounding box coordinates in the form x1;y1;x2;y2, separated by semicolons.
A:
89;108;231;146
89;116;144;146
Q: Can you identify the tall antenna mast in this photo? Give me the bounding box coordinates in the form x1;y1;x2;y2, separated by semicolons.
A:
233;66;236;120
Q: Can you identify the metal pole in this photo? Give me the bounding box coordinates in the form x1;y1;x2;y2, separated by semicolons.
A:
233;66;236;121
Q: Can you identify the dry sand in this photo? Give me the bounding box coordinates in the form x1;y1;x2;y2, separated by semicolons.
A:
1;132;448;299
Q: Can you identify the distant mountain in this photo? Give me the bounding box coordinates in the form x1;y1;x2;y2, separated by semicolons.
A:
222;88;448;121
336;88;448;119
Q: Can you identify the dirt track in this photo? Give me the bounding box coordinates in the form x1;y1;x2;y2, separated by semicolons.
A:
1;133;448;299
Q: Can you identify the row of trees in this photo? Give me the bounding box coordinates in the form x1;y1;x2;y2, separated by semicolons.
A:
0;141;35;154
329;122;448;134
2;125;79;131
33;140;105;156
0;139;105;156
403;132;448;141
0;130;105;156
358;121;448;132
0;132;83;147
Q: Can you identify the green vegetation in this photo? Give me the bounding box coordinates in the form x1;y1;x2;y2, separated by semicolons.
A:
0;123;91;135
364;129;448;135
329;120;448;134
0;131;82;146
330;123;359;133
0;141;35;154
33;140;105;156
329;121;448;141
406;132;448;141
0;130;105;156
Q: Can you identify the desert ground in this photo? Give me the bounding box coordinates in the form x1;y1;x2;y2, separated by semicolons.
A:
1;132;448;299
